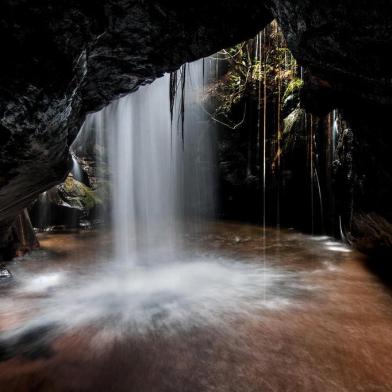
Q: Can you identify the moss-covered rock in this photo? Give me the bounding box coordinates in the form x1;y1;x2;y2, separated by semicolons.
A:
283;78;303;102
57;176;101;211
282;78;303;117
282;108;306;154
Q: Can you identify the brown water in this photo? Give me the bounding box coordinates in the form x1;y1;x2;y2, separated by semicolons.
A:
1;222;392;392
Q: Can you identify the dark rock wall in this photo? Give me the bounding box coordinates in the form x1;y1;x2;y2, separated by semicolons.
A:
269;0;392;255
0;209;39;261
269;0;392;109
336;105;392;257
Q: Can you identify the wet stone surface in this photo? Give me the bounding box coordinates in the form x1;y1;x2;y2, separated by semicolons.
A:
0;266;12;280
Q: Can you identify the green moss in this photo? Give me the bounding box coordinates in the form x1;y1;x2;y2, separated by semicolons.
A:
282;108;306;153
206;21;299;129
283;78;304;101
59;176;101;210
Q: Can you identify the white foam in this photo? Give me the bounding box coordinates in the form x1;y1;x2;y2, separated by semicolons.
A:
2;255;311;340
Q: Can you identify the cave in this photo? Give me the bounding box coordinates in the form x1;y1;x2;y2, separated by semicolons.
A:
1;1;392;391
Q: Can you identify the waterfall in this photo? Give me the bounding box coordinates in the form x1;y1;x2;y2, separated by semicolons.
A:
108;76;177;262
332;109;338;159
81;58;216;264
36;191;50;231
71;155;83;182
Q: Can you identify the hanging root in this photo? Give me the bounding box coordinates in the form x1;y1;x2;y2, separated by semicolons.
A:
180;64;186;148
169;64;187;149
169;71;178;124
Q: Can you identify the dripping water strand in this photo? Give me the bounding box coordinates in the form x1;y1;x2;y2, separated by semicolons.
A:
310;114;314;234
276;31;282;230
202;58;205;93
309;115;327;234
313;163;324;231
261;28;268;304
332;109;338;160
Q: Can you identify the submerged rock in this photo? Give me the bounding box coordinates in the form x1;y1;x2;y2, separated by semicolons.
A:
0;265;12;279
0;324;57;361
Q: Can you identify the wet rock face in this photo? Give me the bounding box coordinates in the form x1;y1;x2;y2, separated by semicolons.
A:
270;0;392;254
334;105;392;257
29;175;99;231
269;0;392;109
0;266;12;280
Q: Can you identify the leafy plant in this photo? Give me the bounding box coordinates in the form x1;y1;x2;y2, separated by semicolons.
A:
206;21;299;129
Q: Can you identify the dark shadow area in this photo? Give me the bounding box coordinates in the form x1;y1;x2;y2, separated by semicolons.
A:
363;253;392;293
0;324;57;362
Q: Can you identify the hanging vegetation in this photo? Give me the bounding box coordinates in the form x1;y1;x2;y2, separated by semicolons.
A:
205;20;337;235
206;21;299;131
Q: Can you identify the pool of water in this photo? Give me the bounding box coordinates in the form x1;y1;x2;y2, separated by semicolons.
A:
1;222;391;391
